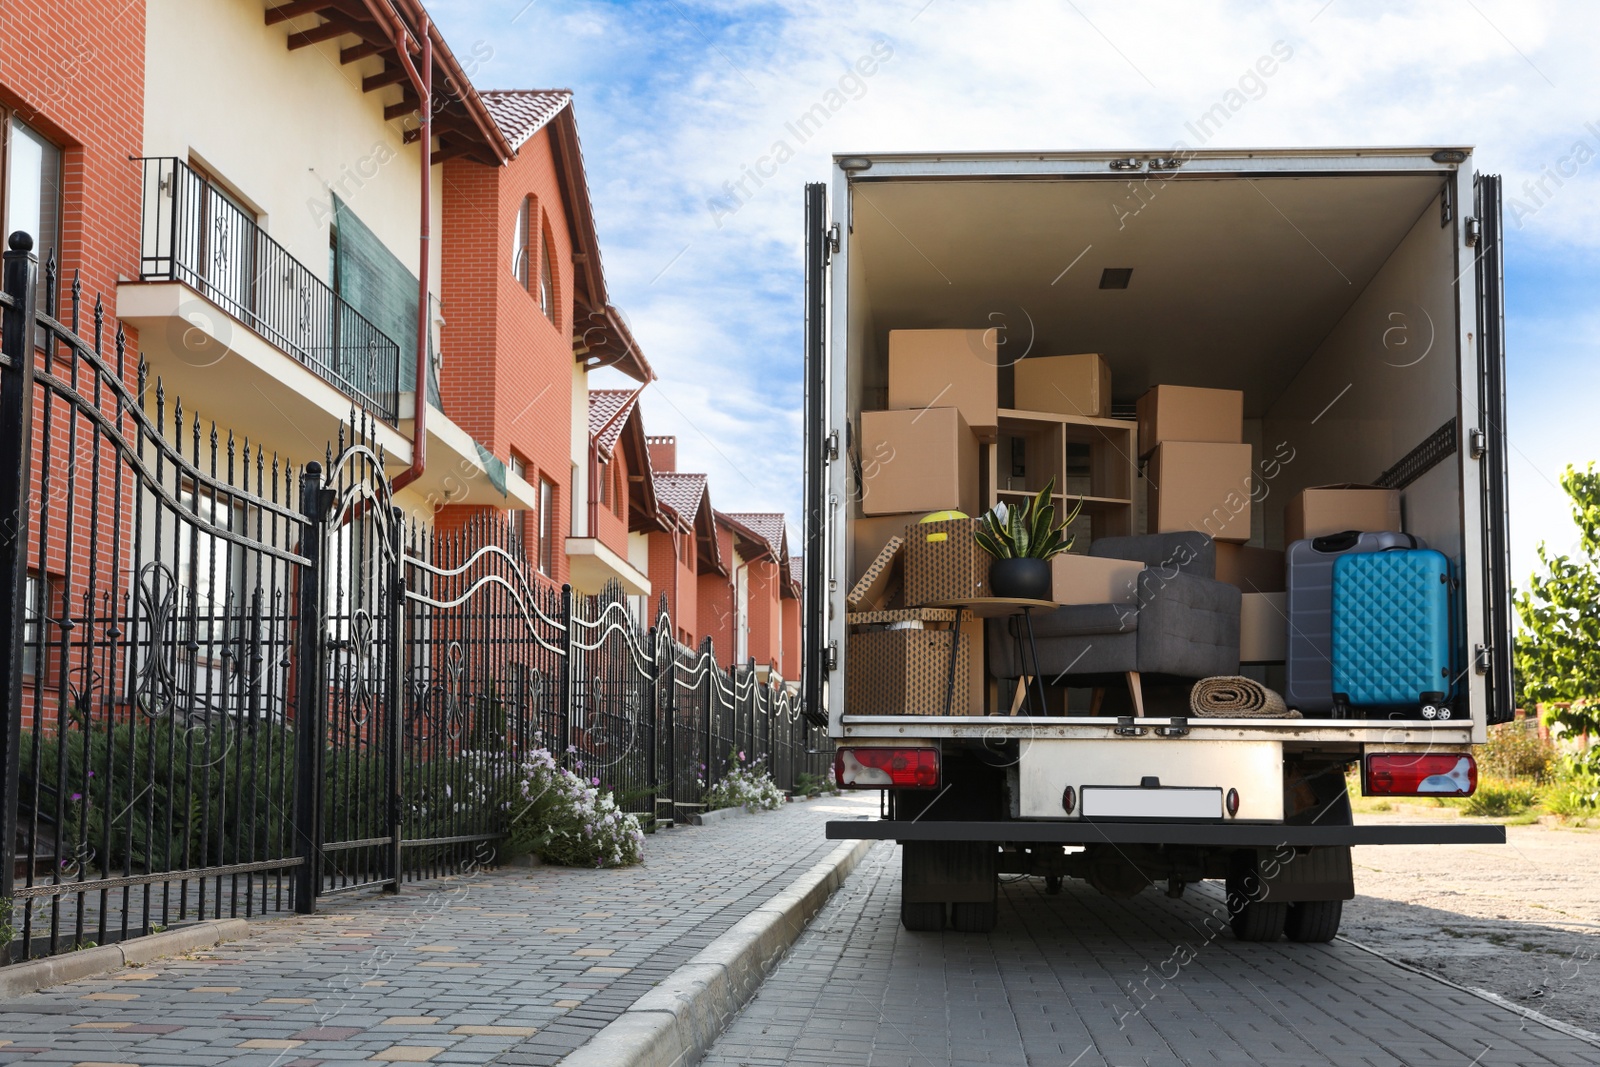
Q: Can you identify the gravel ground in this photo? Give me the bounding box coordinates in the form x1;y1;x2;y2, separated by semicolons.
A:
1347;806;1600;1035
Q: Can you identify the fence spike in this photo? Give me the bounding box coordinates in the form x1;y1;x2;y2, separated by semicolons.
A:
116;324;128;378
92;290;104;354
43;246;56;318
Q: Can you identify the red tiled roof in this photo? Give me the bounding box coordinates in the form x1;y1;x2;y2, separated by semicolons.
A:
480;89;573;150
588;388;638;461
655;473;707;526
727;512;787;560
789;554;803;586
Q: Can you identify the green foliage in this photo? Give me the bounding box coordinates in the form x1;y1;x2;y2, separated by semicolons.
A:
974;478;1083;561
1543;763;1600;819
503;748;644;868
702;750;784;812
1514;464;1600;767
1479;721;1557;783
1462;777;1540;817
793;770;838;797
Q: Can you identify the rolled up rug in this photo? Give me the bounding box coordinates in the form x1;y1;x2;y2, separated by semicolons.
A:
1189;675;1299;718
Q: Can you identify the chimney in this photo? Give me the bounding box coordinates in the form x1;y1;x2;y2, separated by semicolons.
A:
647;435;677;473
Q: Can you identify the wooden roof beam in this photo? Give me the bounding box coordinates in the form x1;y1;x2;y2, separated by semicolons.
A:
362;64;408;93
265;1;333;25
340;39;383;63
287;20;356;49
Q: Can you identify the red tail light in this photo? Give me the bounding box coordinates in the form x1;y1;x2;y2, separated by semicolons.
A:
835;747;940;789
1365;752;1477;796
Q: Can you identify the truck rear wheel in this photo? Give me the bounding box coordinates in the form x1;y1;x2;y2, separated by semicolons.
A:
901;901;946;932
1284;899;1342;943
1227;874;1286;942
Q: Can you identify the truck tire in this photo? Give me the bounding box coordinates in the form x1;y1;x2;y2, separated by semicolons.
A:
901;901;946;932
950;900;997;933
1284;899;1342;943
1229;899;1288;942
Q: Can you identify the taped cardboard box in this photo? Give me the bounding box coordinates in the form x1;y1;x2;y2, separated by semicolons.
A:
1147;441;1254;544
851;514;914;586
846;608;985;715
858;407;979;517
846;536;903;611
1014;353;1111;418
1283;483;1402;544
1051;553;1144;605
904;518;990;606
1240;591;1288;663
1136;385;1244;457
887;329;1000;438
1214;542;1286;593
846;628;971;716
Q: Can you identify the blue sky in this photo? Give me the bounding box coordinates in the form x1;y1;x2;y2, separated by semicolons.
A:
431;0;1600;586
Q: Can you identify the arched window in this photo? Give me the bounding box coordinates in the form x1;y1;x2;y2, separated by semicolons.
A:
511;198;530;284
538;219;556;325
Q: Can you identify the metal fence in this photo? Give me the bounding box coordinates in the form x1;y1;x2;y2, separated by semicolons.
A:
0;234;827;965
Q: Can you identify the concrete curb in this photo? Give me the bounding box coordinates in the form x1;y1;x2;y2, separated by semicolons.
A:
0;918;253;999
687;805;751;827
559;837;874;1067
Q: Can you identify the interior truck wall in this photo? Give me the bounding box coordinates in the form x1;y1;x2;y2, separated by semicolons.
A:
1262;191;1459;559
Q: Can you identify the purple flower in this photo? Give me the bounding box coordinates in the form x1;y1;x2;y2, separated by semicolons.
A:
70;793;82;801
738;750;746;761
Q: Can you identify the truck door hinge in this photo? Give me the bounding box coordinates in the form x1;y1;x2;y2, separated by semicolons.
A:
1113;715;1146;737
825;641;838;672
1469;427;1488;460
1475;644;1492;675
1465;217;1481;247
825;222;840;260
1154;716;1190;738
825;429;840;461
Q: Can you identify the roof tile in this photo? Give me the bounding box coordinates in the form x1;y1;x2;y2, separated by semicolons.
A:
480;89;573;150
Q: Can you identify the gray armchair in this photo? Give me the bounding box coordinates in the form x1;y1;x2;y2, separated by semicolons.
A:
985;532;1241;714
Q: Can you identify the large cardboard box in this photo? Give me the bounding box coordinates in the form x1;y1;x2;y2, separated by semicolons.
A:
903;517;990;606
887;329;1000;437
845;627;970;715
1051;553;1144;605
1240;591;1288;663
1136;385;1244;457
851;514;915;586
1214;542;1285;593
1014;353;1111;418
1283;483;1402;543
858;408;979;517
1147;442;1254;544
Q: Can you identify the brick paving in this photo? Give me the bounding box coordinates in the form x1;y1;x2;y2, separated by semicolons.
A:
0;795;877;1066
703;842;1599;1067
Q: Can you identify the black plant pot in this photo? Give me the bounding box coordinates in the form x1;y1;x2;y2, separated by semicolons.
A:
989;557;1051;600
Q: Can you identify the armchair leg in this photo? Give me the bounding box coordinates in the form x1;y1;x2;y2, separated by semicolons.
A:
1009;678;1030;716
1126;671;1145;717
1090;687;1105;716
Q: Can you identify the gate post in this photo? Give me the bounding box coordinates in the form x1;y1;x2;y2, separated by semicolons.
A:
702;637;716;789
558;584;573;767
0;232;40;935
293;461;329;914
384;507;404;890
644;623;658;821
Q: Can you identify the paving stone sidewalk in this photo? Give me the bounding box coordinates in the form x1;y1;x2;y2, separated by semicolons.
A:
704;842;1598;1067
0;794;877;1067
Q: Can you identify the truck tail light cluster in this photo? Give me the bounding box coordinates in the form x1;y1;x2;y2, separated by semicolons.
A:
1365;753;1477;796
835;747;939;789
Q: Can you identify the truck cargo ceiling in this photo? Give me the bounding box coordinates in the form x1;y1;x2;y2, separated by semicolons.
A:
846;173;1448;418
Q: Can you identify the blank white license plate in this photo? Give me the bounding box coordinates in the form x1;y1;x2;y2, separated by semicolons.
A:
1080;786;1223;820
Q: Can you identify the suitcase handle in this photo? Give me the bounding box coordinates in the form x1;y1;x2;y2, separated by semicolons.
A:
1312;530;1418;553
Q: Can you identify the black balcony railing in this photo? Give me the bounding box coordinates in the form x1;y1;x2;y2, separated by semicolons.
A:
135;157;401;424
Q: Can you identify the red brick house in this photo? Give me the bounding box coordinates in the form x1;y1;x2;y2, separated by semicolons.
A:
571;387;658;597
723;513;800;679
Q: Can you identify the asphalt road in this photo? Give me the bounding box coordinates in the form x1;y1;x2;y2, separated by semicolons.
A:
702;841;1599;1067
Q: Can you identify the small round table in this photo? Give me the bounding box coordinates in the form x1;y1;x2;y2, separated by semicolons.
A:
924;597;1058;715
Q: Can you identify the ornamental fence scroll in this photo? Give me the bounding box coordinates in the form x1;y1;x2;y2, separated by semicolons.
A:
0;233;827;965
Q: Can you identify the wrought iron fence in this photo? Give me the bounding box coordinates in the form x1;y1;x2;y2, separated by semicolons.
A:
0;234;828;966
134;157;402;425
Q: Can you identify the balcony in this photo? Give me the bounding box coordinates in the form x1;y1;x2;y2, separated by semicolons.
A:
133;157;400;424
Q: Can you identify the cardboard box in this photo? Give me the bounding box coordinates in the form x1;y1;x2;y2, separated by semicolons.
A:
1147;442;1254;544
1283;483;1402;544
1214;542;1285;593
846;537;903;612
903;518;990;606
887;329;1000;437
1136;385;1244;457
845;627;970;716
846;609;985;714
1014;353;1111;418
858;408;979;517
1051;553;1144;605
851;515;915;586
1240;591;1287;663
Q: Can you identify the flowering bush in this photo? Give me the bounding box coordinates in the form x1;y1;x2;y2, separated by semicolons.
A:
701;751;785;813
504;748;644;868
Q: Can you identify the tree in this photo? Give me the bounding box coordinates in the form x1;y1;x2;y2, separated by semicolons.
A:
1514;463;1600;762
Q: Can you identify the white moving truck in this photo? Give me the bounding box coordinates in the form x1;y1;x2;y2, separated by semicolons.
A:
802;147;1511;940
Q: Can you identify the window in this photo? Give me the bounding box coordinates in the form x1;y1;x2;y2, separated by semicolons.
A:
179;492;247;645
4;116;62;315
538;477;556;576
22;570;56;680
190;162;257;318
596;458;610;507
511;198;530;285
537;224;556;324
508;451;527;482
612;463;624;518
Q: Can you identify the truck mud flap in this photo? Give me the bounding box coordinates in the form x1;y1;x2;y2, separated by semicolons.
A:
826;819;1505;847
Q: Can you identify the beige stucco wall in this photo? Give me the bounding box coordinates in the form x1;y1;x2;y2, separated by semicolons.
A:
144;0;443;292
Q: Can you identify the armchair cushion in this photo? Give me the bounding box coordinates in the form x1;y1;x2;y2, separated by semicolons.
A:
1136;571;1241;677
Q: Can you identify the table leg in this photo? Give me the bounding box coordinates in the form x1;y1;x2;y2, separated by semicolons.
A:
1023;607;1048;715
1008;616;1031;716
943;607;965;716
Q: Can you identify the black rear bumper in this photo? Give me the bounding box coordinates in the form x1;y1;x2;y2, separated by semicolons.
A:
825;819;1505;847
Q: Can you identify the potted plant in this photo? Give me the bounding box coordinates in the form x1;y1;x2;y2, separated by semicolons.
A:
974;478;1083;600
